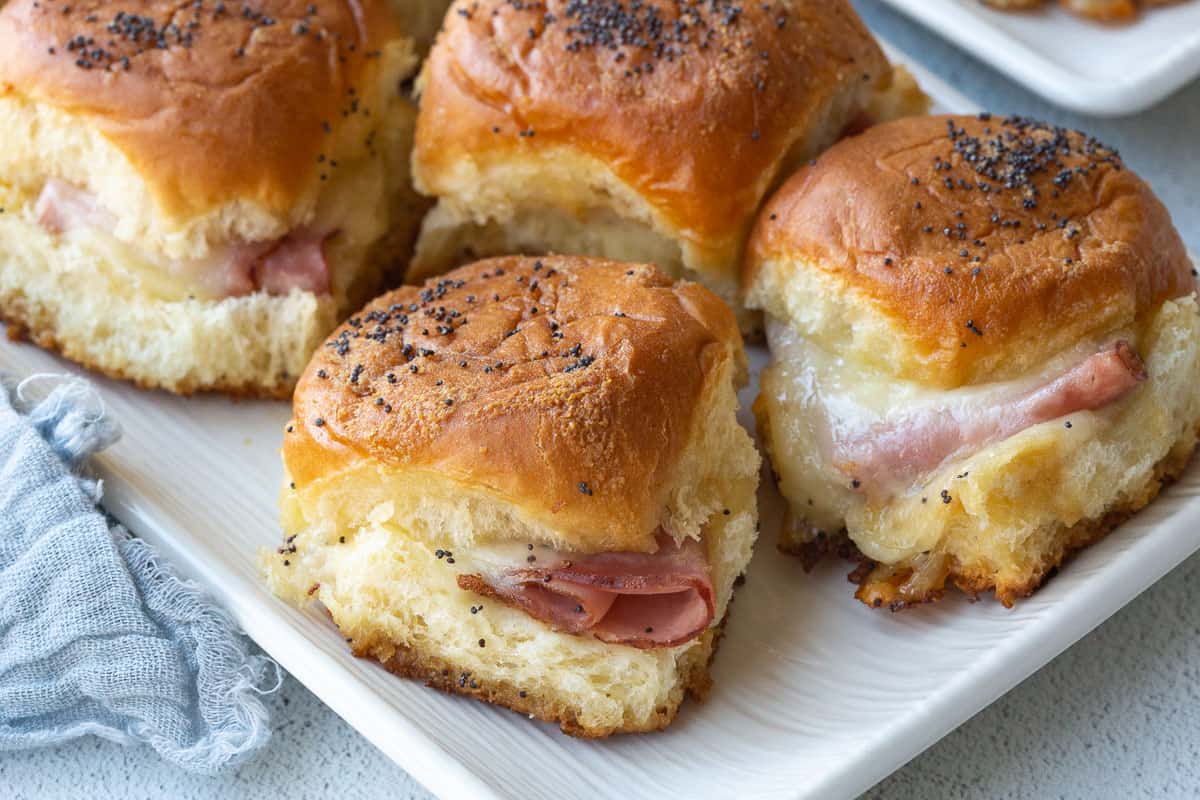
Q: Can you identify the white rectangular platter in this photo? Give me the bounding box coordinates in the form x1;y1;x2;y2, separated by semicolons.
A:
2;52;1198;800
878;0;1200;115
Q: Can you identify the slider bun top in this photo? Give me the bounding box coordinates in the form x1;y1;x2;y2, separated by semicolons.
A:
745;114;1195;389
413;0;888;263
285;256;747;554
0;0;411;250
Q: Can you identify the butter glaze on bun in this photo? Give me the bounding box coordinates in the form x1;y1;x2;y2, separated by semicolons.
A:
408;0;925;330
266;256;761;735
745;114;1200;607
0;0;425;396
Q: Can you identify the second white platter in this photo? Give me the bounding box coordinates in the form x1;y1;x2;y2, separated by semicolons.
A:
878;0;1200;115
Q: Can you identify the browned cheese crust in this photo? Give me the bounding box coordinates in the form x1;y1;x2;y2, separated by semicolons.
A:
415;0;888;248
780;425;1199;609
286;255;744;554
0;0;401;219
745;114;1195;388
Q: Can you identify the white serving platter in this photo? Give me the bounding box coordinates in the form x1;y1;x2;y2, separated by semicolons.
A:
2;51;1197;800
877;0;1200;115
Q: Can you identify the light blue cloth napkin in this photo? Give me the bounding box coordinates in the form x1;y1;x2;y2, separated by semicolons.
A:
0;374;279;773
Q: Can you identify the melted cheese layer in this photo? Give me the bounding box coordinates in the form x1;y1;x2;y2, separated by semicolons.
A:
758;296;1200;564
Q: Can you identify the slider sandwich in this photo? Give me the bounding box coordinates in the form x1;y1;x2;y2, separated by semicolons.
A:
0;0;427;396
407;0;928;332
744;114;1200;608
265;255;761;735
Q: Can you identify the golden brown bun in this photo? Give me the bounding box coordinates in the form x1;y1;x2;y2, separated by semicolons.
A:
287;255;749;554
410;0;894;313
745;114;1196;389
0;0;402;224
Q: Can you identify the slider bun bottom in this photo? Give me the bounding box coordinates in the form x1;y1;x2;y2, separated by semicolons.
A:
0;206;337;397
264;377;760;736
759;295;1200;607
263;499;751;736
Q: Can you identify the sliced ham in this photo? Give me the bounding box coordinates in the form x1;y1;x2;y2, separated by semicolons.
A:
35;178;116;233
33;180;332;298
833;341;1147;488
255;231;332;295
457;532;715;649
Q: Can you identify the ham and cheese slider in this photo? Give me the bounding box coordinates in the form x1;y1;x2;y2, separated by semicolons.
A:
406;0;927;333
264;255;761;736
745;114;1200;608
0;0;427;396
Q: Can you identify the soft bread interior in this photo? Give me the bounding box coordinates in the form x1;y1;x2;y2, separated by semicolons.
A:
746;247;1130;388
746;253;968;386
759;294;1200;602
410;201;683;278
265;355;761;734
409;145;710;282
408;201;771;336
411;202;691;294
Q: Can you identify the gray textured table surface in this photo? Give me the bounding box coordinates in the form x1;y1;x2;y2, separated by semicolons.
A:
3;2;1198;798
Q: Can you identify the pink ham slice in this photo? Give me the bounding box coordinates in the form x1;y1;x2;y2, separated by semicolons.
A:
458;532;715;649
254;231;332;295
833;341;1148;489
33;179;332;297
35;179;115;233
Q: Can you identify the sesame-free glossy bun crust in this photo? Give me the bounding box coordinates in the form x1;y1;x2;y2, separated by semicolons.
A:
415;0;887;247
745;114;1195;388
0;0;400;219
286;256;744;553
